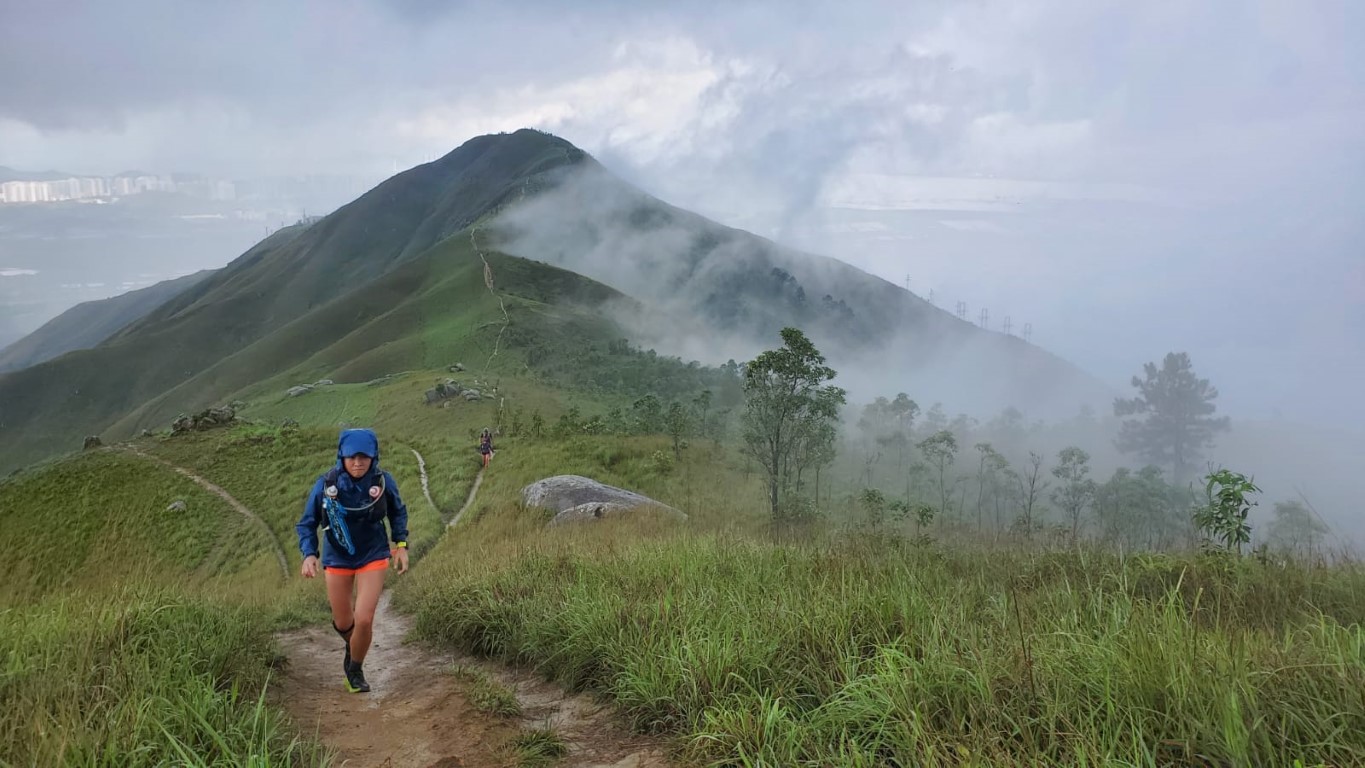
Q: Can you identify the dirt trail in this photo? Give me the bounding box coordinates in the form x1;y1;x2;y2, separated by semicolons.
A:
448;469;484;529
274;461;667;767
116;444;289;580
411;449;438;514
273;594;667;767
471;227;510;372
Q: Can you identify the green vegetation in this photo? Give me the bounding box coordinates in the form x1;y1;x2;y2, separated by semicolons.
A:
407;507;1365;766
1115;351;1232;482
0;449;277;606
0;131;1357;766
512;727;568;767
447;664;522;717
0;588;325;767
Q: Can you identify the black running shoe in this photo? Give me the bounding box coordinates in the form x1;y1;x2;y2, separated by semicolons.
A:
343;642;351;674
344;660;370;693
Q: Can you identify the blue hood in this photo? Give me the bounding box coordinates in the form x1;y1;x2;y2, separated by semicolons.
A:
336;428;381;468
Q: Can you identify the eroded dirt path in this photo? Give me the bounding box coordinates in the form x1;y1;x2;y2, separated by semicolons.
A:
274;593;668;767
273;458;668;767
273;593;521;767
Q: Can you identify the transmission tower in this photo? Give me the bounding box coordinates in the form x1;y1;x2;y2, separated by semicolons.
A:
955;300;968;320
904;274;911;292
979;307;989;328
928;289;936;306
1023;323;1033;343
1003;316;1013;335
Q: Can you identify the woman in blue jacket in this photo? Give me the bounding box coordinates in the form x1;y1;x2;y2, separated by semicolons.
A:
296;428;409;693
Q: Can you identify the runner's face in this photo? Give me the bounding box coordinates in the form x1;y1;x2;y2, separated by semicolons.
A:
343;454;372;478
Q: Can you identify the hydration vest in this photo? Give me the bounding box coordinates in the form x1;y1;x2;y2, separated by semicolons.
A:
320;468;389;555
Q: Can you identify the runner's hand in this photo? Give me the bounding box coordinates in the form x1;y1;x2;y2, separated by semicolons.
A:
301;555;320;579
392;548;409;575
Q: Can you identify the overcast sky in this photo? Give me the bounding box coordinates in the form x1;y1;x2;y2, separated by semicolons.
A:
2;0;1362;428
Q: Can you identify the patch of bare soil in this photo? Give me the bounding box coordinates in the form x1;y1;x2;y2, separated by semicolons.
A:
272;593;670;767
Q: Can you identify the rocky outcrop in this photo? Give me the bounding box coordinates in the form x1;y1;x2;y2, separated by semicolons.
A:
171;405;237;435
425;378;466;405
522;475;686;527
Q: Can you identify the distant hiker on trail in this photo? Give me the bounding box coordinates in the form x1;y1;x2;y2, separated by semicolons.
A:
296;428;409;694
479;428;495;468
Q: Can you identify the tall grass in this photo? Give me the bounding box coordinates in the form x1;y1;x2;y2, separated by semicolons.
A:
405;524;1365;767
0;587;327;767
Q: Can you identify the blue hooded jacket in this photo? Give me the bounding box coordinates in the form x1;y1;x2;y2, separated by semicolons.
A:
296;428;409;569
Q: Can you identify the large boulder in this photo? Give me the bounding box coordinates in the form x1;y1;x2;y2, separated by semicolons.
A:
523;475;686;527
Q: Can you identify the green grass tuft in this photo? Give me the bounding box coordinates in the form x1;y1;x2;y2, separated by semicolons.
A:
512;726;568;767
447;664;523;717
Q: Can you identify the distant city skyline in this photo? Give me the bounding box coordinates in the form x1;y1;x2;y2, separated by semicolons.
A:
0;173;234;204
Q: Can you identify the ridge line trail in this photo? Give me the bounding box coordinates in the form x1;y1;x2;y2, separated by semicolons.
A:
274;456;666;767
114;444;289;580
472;226;510;376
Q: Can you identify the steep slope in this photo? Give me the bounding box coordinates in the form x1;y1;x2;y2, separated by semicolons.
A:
107;232;633;437
0;268;217;373
0;128;1110;475
491;164;1113;416
0;130;589;474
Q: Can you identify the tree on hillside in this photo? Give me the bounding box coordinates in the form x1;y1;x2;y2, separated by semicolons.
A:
1014;451;1049;538
691;389;713;439
1094;465;1198;551
665;401;690;460
741;327;846;519
1050;446;1096;544
631;395;663;434
1266;499;1329;559
973;443;1009;531
917;430;959;518
1114;352;1230;482
857;393;919;490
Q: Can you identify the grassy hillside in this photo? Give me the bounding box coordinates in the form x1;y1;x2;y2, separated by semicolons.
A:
0;448;279;606
0;128;1111;480
3;343;1364;765
0;268;217;373
0;130;591;475
397;429;1365;767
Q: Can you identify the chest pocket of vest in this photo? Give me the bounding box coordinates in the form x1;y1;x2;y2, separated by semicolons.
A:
324;470;389;524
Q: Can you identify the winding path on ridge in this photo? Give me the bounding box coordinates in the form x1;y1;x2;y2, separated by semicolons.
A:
115;444;290;580
273;456;666;767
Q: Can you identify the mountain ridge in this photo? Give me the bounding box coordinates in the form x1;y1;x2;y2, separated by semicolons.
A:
0;128;1110;475
0;269;218;373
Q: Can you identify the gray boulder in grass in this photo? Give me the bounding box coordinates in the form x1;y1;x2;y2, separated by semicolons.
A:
523;475;686;527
